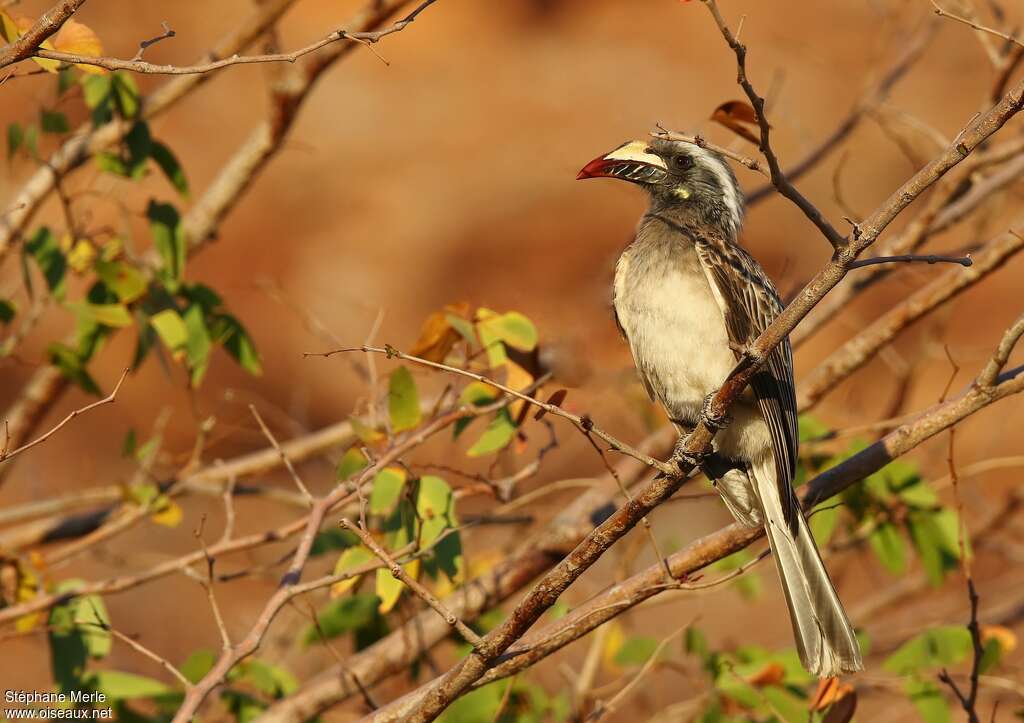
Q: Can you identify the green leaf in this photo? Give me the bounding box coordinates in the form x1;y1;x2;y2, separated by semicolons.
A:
336;447;369;480
180;649;216;685
124;121;152;178
231;660;297;698
445;313;477;345
68;301;134;328
147;201;185;286
905;679;951;723
111;72;141;119
25;227;66;299
437;680;507;723
94;260;148;303
302;594;388;649
908;509;963;586
150;308;188;351
417;475;462;580
212;313;262;376
40;109;69;134
388;366;421;432
978;637;1002;674
0;298;15;325
82;74;111;109
48;341;100;395
883;626;972;674
90;670;170;700
57;67;76;96
478;310;538;351
466;408;516;457
897;481;940;508
614;636;659;666
96;150;128;176
310;528;358;556
7;122;22;158
23;124;38;159
183;303;211;386
868;522;906;574
370;467;406;515
150;140;189;197
330;546;373;595
797;414;831;442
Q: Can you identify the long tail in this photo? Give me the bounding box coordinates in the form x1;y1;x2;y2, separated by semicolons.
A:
751;456;863;678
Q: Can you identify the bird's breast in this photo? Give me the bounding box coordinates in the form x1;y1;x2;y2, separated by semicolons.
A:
613;241;737;420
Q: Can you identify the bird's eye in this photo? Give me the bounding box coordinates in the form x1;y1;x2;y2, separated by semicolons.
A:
675;155;693;170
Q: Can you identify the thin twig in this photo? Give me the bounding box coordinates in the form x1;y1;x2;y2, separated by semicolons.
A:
249;404;314;504
305;345;675;477
132;21;176;62
339;518;483;648
932;1;1023;51
0;367;129;464
848;253;973;269
31;0;439;75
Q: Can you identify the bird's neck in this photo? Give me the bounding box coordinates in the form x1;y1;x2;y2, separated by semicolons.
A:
644;199;740;243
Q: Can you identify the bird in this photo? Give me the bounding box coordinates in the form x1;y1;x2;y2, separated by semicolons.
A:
577;136;863;678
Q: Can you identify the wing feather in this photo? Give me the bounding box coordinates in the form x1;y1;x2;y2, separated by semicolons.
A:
692;234;801;533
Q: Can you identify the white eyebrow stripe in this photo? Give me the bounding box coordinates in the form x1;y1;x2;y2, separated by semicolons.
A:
690;145;743;234
604;140;668;170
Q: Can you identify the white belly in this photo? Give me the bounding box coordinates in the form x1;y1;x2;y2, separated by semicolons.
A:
613;243;771;461
614;253;734;415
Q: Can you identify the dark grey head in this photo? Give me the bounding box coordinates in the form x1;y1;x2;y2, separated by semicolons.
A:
577;137;744;238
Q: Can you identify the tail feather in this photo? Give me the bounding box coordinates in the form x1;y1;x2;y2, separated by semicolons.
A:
751;456;863;678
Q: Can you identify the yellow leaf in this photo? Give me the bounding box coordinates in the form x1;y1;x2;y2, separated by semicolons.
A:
504;360;533;420
151;499;182;528
52;18;105;74
601;621;626;671
981;625;1017;653
330;546;373;597
0;11;20;43
67;239;96;273
376;567;404;613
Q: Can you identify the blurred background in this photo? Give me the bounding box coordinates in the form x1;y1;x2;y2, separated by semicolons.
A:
2;0;1023;720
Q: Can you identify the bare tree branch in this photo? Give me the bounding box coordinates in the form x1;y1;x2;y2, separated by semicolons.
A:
31;1;437;75
0;0;87;69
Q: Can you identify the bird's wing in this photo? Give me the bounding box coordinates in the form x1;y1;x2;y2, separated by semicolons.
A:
692;233;801;533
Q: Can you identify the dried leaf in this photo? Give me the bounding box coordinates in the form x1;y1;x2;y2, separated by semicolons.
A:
710;100;761;145
52;18;105;74
746;661;785;687
534;388;568;420
409;302;470;362
821;690;857;723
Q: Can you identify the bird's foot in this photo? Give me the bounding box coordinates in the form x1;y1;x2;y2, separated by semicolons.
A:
664;436;707;474
728;341;761;370
701;393;731;431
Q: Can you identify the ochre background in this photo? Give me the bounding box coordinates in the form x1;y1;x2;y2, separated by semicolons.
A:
2;0;1023;719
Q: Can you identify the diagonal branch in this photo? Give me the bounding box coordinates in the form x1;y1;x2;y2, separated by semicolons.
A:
369;322;1024;719
0;0;87;69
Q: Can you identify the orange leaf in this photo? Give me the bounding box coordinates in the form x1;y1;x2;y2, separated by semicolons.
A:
52;18;105;74
810;677;856;711
980;624;1017;653
746;661;784;687
409;302;470;362
710;100;761;145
